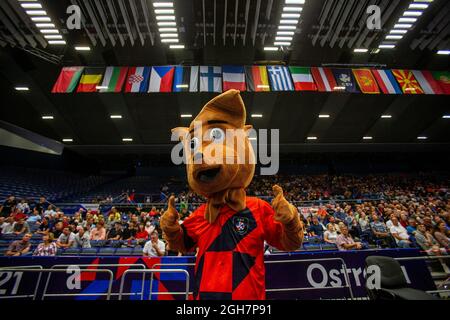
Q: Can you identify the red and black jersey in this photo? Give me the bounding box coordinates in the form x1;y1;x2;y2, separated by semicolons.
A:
181;197;286;300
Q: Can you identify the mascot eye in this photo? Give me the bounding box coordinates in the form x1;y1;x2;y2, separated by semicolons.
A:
190;137;199;151
209;128;225;143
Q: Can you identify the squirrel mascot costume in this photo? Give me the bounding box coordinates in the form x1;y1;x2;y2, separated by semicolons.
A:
161;89;304;300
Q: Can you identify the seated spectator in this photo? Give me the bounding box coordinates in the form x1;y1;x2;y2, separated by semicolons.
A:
56;227;76;248
143;230;165;257
74;227;91;248
107;223;123;240
370;214;395;248
307;216;325;238
33;233;57;256
12;209;27;222
12;218;29;235
5;233;32;256
406;218;417;236
327;216;340;233
333;206;347;223
17;199;30;214
415;224;447;256
135;223;149;244
27;208;42;224
323;223;338;244
34;196;49;215
336;226;362;251
107;207;121;224
0;217;14;234
44;205;56;218
390;217;412;248
90;220;106;240
36;217;51;234
122;221;137;241
433;222;449;249
145;221;155;235
51;221;64;239
0;195;17;218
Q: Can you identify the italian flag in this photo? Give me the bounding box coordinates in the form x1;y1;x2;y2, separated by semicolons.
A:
289;66;317;91
98;66;128;92
51;66;84;93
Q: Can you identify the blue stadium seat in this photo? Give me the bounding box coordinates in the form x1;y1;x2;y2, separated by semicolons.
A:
115;247;133;256
61;248;81;255
80;248;98;255
304;244;321;251
321;243;338;251
98;247;116;256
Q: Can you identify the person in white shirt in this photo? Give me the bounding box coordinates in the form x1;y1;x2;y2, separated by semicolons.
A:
44;205;56;218
324;223;338;244
143;230;165;257
389;217;412;248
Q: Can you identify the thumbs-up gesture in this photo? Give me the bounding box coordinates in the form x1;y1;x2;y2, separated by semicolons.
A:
271;185;298;225
160;195;180;234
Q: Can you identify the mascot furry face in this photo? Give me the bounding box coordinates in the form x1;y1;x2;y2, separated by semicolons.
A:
172;89;256;222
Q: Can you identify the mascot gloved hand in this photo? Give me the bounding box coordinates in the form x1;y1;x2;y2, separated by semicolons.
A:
161;89;303;300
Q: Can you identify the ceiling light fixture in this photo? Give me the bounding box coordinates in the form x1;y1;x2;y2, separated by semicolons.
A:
251;114;263;118
307;136;318;140
437;50;450;55
62;139;73;142
318;114;330;118
75;46;91;51
353;48;368;53
42;115;54;120
381;115;392;119
264;46;278;51
122;138;133;142
47;40;66;45
26;10;47;15
110;115;123;119
15;86;29;91
169;44;185;49
31;17;51;22
153;2;174;7
180;114;192;118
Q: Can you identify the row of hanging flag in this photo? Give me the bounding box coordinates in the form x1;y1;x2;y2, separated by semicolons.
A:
51;65;450;95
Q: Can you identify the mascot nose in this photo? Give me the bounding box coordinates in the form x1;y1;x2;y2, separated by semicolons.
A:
193;152;203;163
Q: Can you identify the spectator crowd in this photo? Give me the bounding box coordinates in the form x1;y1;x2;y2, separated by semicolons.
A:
0;173;448;260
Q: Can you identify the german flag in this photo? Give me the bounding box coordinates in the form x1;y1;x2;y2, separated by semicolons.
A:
76;67;104;92
245;66;270;92
391;69;424;94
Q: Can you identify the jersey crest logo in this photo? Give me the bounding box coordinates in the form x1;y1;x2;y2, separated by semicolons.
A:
233;216;249;235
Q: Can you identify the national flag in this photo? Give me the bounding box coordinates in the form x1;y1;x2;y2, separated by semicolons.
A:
52;66;84;93
289;66;317;91
411;70;443;95
332;69;360;93
372;69;402;94
98;66;128;93
222;65;246;91
124;67;151;93
311;67;338;92
431;71;450;94
267;66;294;91
245;66;270;92
392;69;424;94
352;69;380;94
173;66;199;92
76;68;104;92
148;66;175;92
200;66;222;92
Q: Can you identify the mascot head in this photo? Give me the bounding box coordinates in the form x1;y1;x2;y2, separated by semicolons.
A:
172;90;255;222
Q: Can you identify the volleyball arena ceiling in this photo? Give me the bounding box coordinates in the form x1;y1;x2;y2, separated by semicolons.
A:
0;0;449;155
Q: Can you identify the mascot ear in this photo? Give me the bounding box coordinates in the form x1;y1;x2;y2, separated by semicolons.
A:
244;125;253;132
171;127;189;142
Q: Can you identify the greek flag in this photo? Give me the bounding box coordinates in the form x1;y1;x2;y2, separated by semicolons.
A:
267;66;294;91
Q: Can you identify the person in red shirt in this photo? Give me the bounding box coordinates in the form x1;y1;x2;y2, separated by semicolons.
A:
161;90;303;300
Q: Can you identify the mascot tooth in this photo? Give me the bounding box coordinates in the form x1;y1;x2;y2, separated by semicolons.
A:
161;89;304;300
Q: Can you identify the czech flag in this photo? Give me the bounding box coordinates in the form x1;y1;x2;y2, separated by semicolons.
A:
148;66;175;93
